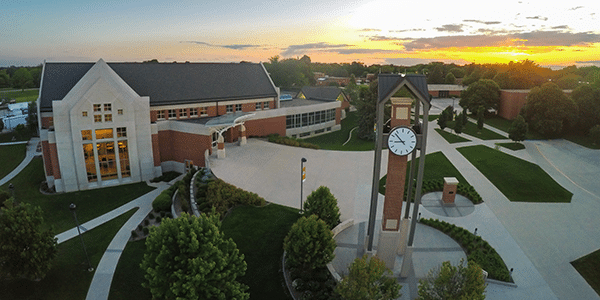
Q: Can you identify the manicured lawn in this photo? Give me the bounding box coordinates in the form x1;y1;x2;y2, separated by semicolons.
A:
435;128;471;144
496;142;526;151
0;143;26;179
0;131;35;143
109;239;152;300
565;134;600;150
571;249;600;296
222;204;300;300
379;151;469;194
0;89;39;103
457;145;572;202
484;115;545;140
461;121;507;140
0;157;155;232
303;111;374;151
0;208;136;300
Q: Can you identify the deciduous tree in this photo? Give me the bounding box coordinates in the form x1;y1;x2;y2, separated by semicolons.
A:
304;186;341;229
444;72;456;84
570;85;600;133
508;115;528;142
589;125;600;144
11;68;33;91
459;79;501;114
417;259;486;300
477;106;485;132
140;211;249;300
335;255;402;300
0;199;57;281
284;214;336;273
520;82;577;138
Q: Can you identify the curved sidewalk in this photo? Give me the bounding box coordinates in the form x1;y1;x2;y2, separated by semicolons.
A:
0;137;41;186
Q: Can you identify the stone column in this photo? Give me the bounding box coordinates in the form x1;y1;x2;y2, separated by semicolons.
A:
442;177;459;205
239;124;247;146
217;132;226;159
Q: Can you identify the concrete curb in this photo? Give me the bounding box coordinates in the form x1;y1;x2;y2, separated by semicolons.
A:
327;218;355;283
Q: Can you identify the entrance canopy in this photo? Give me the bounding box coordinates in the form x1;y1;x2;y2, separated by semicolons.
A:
205;112;255;133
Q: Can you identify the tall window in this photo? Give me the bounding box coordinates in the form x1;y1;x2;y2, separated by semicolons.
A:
118;109;123;115
117;127;127;138
97;142;117;180
118;141;130;178
82;144;97;182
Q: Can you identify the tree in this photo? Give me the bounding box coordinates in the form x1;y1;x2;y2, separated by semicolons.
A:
0;118;4;132
492;72;510;89
477;105;485;132
27;101;38;134
437;112;447;130
520;82;578;138
304;186;341;229
335;255;402;300
0;70;10;88
284;214;336;272
140;212;249;300
508;115;528;142
589;125;600;144
417;259;486;300
0;199;57;280
445;72;456;84
356;81;381;140
570;85;600;133
12;68;33;91
454;112;464;134
459;79;501;114
461;109;468;125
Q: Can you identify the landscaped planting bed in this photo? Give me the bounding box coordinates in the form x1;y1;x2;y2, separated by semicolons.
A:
420;218;512;282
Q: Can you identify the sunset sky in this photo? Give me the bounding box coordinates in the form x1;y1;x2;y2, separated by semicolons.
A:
2;0;600;68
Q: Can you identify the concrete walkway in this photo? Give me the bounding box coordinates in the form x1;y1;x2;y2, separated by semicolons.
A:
0;137;41;186
211;119;600;299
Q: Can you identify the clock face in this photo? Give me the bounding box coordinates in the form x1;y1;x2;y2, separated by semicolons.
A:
388;126;417;156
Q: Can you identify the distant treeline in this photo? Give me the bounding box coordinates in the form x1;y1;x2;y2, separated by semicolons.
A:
0;65;42;90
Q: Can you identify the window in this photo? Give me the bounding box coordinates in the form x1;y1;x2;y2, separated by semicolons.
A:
93;104;101;112
83;144;97;182
82;111;88;117
295;115;301;128
179;108;187;118
81;130;92;141
286;115;294;129
118;109;123;115
94;115;102;123
117;127;127;138
190;108;198;117
95;128;113;139
168;109;176;118
226;105;233;113
104;103;112;111
98;142;117;180
301;113;308;127
263;101;269;109
235;104;242;112
157;110;165;119
199;107;207;116
309;112;315;125
104;114;112;122
118;141;130;178
256;102;262;110
300;132;311;137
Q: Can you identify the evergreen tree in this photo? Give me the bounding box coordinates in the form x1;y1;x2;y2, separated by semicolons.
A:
335;255;402;300
437;112;447;130
417;259;487;300
141;211;249;300
284;215;336;272
454;112;464;134
508;115;528;142
0;199;57;280
304;186;341;229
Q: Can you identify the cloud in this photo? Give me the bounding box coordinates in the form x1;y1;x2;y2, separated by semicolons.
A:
182;41;261;50
385;57;470;66
569;6;584;10
390;28;426;33
280;42;353;56
576;60;600;63
463;19;502;25
526;16;549;21
400;31;600;51
551;25;569;30
367;35;403;41
435;24;464;33
358;28;381;32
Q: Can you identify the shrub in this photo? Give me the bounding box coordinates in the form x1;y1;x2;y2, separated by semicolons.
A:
202;179;266;217
284;215;336;272
131;230;138;238
336;254;402;300
156;216;162;223
142;227;149;235
267;133;320;149
148;212;155;220
417;259;486;300
152;189;173;212
590;124;600;144
143;219;149;226
304;186;341;229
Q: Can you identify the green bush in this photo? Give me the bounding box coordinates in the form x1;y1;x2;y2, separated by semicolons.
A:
200;179;266;217
284;215;336;272
142;227;149;235
303;186;341;230
420;218;511;282
268;134;320;149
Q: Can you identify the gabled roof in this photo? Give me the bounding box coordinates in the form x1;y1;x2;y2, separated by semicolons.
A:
39;61;278;112
378;74;429;104
298;86;346;102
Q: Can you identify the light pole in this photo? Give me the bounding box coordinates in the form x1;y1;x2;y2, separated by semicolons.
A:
300;158;307;213
69;203;94;272
8;183;14;202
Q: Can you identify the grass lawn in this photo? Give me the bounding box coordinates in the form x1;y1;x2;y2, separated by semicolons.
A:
0;143;26;179
109;239;152;300
457;145;572;202
0;131;35;143
565;134;600;150
222;204;300;300
0;89;39;103
379;151;468;194
0;157;155;233
0;208;137;300
435;128;471;143
496;142;526;151
461;121;507;140
303;111;374;151
571;249;600;296
484;115;546;140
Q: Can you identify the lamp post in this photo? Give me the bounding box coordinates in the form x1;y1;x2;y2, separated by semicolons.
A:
69;203;94;272
300;158;307;213
8;183;14;201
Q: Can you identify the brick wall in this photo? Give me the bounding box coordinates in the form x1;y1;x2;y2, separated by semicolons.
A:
41;140;53;176
157;130;211;167
498;90;529;120
245;116;286;137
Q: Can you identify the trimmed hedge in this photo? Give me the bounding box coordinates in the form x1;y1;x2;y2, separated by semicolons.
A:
420;218;511;282
196;178;266;217
268;134;320;149
152;185;177;212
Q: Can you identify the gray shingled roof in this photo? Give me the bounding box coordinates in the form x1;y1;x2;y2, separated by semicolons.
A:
378;74;430;104
299;86;345;101
39;62;278;112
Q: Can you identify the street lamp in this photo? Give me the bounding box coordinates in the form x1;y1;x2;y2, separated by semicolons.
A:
8;183;14;201
300;158;307;213
69;203;94;272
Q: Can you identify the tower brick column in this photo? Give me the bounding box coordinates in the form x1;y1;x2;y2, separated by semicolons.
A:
239;124;247;145
217;132;226;158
